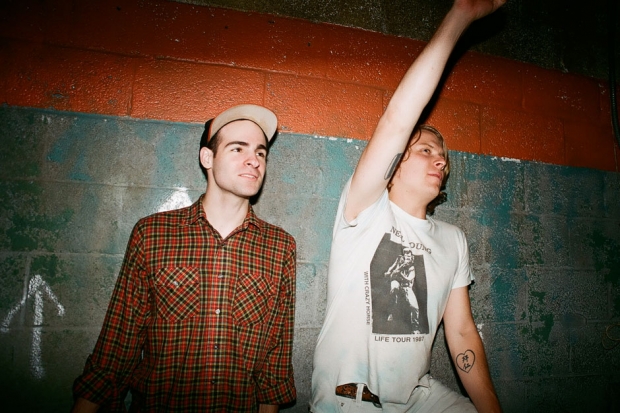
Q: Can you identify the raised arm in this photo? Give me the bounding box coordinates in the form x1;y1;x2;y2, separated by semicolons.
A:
345;0;505;221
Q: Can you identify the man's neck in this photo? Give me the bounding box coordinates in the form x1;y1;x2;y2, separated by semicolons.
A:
388;190;429;220
202;191;250;239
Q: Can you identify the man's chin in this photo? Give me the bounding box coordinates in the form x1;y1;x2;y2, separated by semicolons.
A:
243;186;263;199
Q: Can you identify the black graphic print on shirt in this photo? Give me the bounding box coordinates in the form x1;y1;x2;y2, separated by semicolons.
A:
370;233;429;335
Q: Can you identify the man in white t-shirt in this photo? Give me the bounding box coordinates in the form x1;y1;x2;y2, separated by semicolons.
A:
310;1;505;412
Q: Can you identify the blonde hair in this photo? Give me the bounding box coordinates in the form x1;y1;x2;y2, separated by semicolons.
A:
387;124;450;215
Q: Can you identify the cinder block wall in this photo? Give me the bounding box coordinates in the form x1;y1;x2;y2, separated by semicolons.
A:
1;0;619;412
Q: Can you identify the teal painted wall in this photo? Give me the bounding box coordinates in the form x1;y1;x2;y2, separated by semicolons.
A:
1;106;619;412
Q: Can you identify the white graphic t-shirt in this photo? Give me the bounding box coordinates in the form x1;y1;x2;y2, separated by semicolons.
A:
311;178;473;412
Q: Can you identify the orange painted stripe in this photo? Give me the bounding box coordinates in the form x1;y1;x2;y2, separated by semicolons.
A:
3;40;134;116
265;73;383;140
482;106;565;165
425;98;482;154
132;60;268;123
0;0;617;171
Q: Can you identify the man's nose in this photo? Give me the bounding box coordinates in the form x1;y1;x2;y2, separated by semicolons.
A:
435;157;446;170
246;153;260;168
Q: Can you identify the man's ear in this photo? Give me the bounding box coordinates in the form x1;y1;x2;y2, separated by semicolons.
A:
199;147;214;170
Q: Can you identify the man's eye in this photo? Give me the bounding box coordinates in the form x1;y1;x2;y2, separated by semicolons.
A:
257;152;267;158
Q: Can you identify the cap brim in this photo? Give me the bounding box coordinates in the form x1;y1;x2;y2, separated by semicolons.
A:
209;104;277;142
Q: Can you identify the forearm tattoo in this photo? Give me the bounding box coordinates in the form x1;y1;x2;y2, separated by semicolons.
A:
456;350;476;373
384;153;403;180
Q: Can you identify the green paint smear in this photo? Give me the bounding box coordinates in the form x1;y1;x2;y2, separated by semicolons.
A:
2;182;75;251
0;109;43;178
529;216;544;265
31;255;60;280
590;229;620;284
6;209;74;251
532;314;554;343
530;290;546;305
526;291;554;342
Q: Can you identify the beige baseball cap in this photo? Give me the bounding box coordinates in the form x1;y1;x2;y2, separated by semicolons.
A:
208;104;278;142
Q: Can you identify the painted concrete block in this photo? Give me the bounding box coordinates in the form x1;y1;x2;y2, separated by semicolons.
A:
256;133;361;263
42;253;124;328
292;327;321;411
265;73;383;140
528;268;608;321
525;163;609;217
0;253;27;316
516;317;572;379
261;133;361;200
570;321;620;376
485;322;570;380
603;171;620;218
492;379;527;413
441;53;524;111
1;328;98;412
0;181;76;252
613;283;620;319
294;262;318;328
482;323;521;380
41;114;205;190
516;214;571;268
132;61;267;123
478;211;522;270
564;120;617;172
443;152;526;213
3;42;133;116
117;186;204;234
424;97;481;154
255;195;339;264
0;180;125;254
522;66;603;123
568;216;620;281
0;108;47;179
525;375;611;413
481;106;564;164
469;265;527;324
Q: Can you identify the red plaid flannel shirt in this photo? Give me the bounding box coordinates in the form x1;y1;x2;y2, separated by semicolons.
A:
73;195;297;412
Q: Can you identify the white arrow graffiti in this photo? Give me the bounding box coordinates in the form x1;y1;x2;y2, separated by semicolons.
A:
1;274;65;379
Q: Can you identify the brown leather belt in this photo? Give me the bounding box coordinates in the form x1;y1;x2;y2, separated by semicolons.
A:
335;383;381;407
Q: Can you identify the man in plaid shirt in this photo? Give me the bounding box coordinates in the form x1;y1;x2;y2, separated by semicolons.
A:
72;104;297;412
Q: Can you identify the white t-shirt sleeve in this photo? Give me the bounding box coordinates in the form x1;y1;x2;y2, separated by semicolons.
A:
333;176;390;234
451;227;474;289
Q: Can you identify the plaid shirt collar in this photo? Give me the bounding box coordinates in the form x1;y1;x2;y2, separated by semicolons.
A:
181;194;263;233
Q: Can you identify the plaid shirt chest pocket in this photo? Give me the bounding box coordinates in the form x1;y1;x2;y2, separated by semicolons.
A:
233;272;274;326
154;267;200;323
